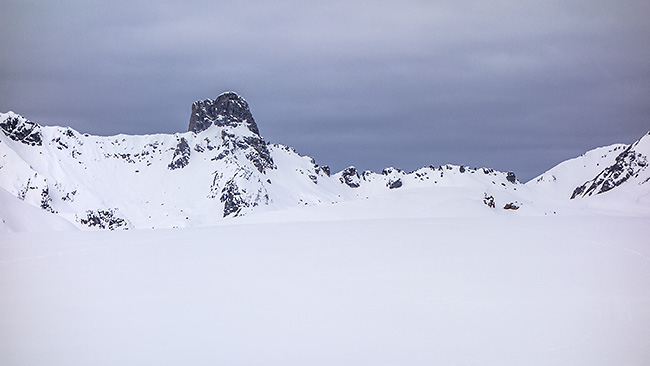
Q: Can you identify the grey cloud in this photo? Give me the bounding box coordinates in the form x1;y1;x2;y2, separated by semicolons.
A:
1;0;649;181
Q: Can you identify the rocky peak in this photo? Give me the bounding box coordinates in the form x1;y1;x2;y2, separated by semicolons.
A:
188;92;260;136
571;131;650;199
186;92;275;174
339;166;361;188
0;112;43;146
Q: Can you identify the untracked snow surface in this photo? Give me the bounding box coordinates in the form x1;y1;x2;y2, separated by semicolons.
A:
1;210;649;366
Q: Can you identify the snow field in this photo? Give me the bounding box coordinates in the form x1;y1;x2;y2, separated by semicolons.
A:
1;215;649;366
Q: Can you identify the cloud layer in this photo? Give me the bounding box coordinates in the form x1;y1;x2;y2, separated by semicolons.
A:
2;0;649;180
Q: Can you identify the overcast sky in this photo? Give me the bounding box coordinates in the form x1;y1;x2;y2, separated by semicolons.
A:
2;0;649;181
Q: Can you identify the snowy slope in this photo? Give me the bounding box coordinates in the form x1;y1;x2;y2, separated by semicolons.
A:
0;187;78;233
525;143;627;199
571;132;650;198
1;214;649;366
523;131;650;215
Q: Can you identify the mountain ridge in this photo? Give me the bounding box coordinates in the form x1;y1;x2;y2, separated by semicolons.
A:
1;92;648;231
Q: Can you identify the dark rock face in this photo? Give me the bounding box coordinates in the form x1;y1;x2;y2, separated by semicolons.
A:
387;178;402;189
218;131;275;174
340;166;361;188
382;167;403;175
483;193;495;208
316;165;330;177
189;92;275;174
503;202;520;210
189;92;260;135
506;172;517;184
382;167;404;189
40;187;56;213
0;116;42;146
77;209;130;230
168;137;191;170
220;179;246;217
220;178;269;218
242;136;274;173
571;134;648;199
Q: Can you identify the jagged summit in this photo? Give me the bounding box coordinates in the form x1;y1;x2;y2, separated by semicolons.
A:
571;130;650;199
188;91;260;136
0;111;43;146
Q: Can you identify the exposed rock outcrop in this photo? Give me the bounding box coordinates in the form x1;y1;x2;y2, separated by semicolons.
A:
189;92;260;136
76;209;131;230
387;178;403;189
0;114;42;146
340;166;361;188
503;202;520;210
483;193;495;208
189;92;275;174
168;137;191;170
219;176;269;218
571;132;649;198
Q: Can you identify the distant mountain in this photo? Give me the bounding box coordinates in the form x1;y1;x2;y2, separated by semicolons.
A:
525;144;628;199
570;132;650;199
1;92;648;231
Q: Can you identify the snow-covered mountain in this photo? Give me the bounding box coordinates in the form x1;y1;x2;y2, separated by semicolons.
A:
1;92;648;231
571;131;650;198
521;131;650;215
